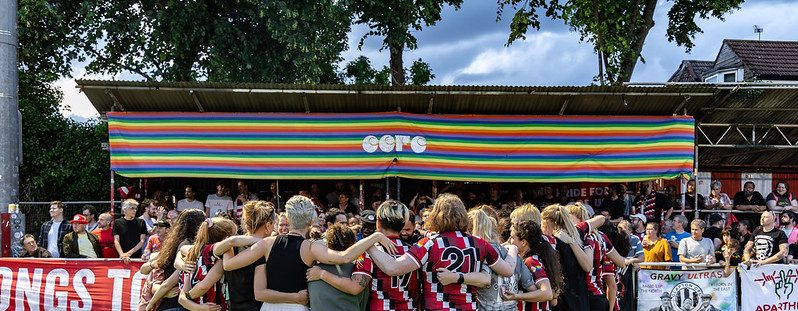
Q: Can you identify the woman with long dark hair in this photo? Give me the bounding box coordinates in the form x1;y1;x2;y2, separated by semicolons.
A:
502;220;563;310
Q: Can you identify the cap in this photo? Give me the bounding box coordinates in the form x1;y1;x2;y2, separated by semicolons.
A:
70;214;88;224
709;213;724;224
154;220;171;228
630;214;647;224
360;210;377;224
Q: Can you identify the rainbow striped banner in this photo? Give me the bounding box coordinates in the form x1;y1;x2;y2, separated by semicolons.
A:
107;112;695;182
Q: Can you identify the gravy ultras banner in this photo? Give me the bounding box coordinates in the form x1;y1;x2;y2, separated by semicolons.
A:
0;259;144;311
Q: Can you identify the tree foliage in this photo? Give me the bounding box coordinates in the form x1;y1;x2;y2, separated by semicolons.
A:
78;0;351;83
346;0;462;85
344;56;434;86
498;0;744;84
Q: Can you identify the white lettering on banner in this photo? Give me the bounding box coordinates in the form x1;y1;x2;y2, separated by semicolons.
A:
0;267;11;310
72;269;94;311
44;268;69;310
362;135;427;154
108;269;131;311
15;268;42;311
130;272;146;310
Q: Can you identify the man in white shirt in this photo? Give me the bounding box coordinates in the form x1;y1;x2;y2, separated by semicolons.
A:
205;181;233;217
176;186;204;211
38;201;72;258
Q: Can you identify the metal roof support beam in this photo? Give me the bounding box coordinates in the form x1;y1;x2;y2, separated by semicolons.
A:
559;96;571;115
427;94;435;114
302;93;310;113
189;90;204;112
673;96;690;115
105;89;124;111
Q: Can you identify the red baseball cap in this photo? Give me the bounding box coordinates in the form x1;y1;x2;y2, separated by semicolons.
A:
70;214;89;224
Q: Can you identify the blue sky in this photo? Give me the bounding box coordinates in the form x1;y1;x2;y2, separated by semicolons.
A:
59;0;798;119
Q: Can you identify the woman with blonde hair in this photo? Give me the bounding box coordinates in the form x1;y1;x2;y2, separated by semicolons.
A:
364;194;518;311
224;195;396;311
510;203;541;225
540;204;592;311
469;206;535;311
213;201;277;310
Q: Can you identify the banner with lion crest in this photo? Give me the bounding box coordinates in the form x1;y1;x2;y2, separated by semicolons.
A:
638;268;737;311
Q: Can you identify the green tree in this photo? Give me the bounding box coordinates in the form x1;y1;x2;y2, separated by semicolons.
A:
344;56;434;85
498;0;744;84
79;0;351;83
346;0;462;85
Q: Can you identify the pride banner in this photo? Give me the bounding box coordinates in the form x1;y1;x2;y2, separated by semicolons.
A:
741;264;798;311
0;258;145;310
108;112;695;182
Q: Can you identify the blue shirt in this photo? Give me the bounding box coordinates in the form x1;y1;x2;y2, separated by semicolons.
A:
663;230;692;261
628;235;644;258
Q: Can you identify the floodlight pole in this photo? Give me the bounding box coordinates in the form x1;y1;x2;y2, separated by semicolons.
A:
0;0;20;213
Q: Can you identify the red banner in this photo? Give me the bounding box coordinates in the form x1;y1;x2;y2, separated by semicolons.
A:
0;258;145;311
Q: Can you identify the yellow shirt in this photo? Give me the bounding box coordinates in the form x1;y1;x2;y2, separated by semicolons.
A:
643;237;671;269
77;233;97;258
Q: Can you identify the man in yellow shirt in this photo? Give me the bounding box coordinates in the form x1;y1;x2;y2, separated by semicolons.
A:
62;214;102;258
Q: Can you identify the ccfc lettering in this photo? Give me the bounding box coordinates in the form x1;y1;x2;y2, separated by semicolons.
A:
362;135;427;153
0;267;145;311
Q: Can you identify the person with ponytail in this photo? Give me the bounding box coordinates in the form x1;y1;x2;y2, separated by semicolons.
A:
469;206;533;311
540;204;590;311
148;209;206;311
178;217;238;310
212;201;277;310
502;220;563;311
224;195;397;311
566;203;629;311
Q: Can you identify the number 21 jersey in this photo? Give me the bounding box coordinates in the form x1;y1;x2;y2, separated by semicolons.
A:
407;231;500;311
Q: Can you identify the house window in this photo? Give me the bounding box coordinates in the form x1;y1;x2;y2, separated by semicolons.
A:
723;72;736;82
704;75;717;83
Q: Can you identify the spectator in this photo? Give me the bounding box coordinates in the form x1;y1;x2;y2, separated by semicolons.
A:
782;211;798;244
333;192;359;215
706;180;733;221
678;219;716;267
139;199;158;234
325;209;347;229
176;186;204;212
663;215;692;263
359;210;377;238
679;179;705;222
629;214;646;239
82;205;99;232
38;201;72;258
62;214;102;258
716;228;743;263
276;213;290;235
92;212;118;258
766;181;798;212
400;214;422;244
720;239;741;277
234;180;258;221
744;211;788;265
114;199;148;263
634;180;672;225
733;181;766;229
642;222;671;269
142;220;170;260
704;214;725;250
20;234;51;258
738;220;753;247
600;183;626;224
206;181;233;218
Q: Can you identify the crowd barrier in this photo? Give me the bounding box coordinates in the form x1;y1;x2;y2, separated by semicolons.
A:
639;262;798;311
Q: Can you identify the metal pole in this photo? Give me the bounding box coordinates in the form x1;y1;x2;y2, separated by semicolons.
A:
358;180;364;211
385;178;390;200
396;177;401;203
694;146;700;221
109;170;115;214
0;0;20;213
275;180;281;210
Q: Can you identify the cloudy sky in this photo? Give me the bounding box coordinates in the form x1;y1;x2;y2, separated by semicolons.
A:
58;0;798;120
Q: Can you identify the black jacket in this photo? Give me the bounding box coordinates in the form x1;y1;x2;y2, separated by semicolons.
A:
62;231;103;258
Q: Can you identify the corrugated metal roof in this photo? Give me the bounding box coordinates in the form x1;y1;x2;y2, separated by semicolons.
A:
74;80;798;171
